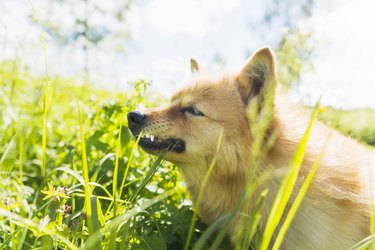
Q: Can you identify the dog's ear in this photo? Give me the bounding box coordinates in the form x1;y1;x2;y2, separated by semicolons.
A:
190;58;200;73
236;47;277;104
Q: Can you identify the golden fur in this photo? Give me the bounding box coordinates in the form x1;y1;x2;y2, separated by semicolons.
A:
127;47;375;248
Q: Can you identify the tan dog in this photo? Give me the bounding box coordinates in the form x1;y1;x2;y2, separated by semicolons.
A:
127;47;375;249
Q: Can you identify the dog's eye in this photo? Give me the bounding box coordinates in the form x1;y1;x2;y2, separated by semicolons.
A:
182;107;205;117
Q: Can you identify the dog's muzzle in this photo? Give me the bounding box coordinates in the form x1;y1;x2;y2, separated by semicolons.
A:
127;110;185;153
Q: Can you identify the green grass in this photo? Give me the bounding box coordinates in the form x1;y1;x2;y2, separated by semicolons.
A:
39;33;49;183
0;59;374;249
0;60;199;249
320;107;375;146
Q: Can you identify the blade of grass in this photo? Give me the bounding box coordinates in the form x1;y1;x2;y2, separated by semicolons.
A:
193;214;232;250
233;164;270;248
97;197;106;226
18;132;24;184
109;124;122;249
349;235;375;250
41;32;48;180
118;131;143;200
240;189;269;249
90;196;102;248
77;101;96;244
260;101;320;250
0;136;15;165
184;130;223;250
78;102;91;200
113;123;122;213
153;220;167;250
72;194;126;203
70;182;113;198
49;167;85;186
272;136;327;249
129;151;165;204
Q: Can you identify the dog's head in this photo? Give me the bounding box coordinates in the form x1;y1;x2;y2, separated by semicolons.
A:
127;47;277;172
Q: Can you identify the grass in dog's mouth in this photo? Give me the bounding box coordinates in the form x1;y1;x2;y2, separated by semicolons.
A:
137;133;186;153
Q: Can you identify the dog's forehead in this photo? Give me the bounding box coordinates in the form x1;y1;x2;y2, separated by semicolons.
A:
171;91;195;106
172;75;236;105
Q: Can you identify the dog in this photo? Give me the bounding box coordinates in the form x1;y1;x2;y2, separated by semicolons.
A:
127;47;375;249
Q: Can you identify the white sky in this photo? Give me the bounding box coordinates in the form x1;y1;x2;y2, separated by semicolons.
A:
0;0;374;109
298;0;375;108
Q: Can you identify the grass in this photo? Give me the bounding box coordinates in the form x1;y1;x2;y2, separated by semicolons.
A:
320;107;375;147
0;59;374;249
0;60;195;249
41;32;48;181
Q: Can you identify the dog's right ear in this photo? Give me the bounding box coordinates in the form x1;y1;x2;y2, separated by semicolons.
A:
236;47;277;105
190;58;200;73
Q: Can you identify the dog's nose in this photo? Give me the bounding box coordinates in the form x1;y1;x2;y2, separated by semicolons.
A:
127;111;146;126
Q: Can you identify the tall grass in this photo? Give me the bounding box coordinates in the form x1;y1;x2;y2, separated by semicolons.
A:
41;33;48;181
0;59;188;248
77;101;94;239
108;123;122;249
260;102;320;249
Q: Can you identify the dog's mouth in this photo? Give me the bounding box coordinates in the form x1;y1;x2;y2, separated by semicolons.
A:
135;133;185;153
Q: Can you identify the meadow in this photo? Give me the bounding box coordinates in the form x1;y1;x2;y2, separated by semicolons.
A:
0;59;374;249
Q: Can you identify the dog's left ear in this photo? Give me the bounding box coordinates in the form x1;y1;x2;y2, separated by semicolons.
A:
236;47;277;104
190;58;200;73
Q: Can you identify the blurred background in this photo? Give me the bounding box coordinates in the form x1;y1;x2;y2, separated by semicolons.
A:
1;0;374;108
